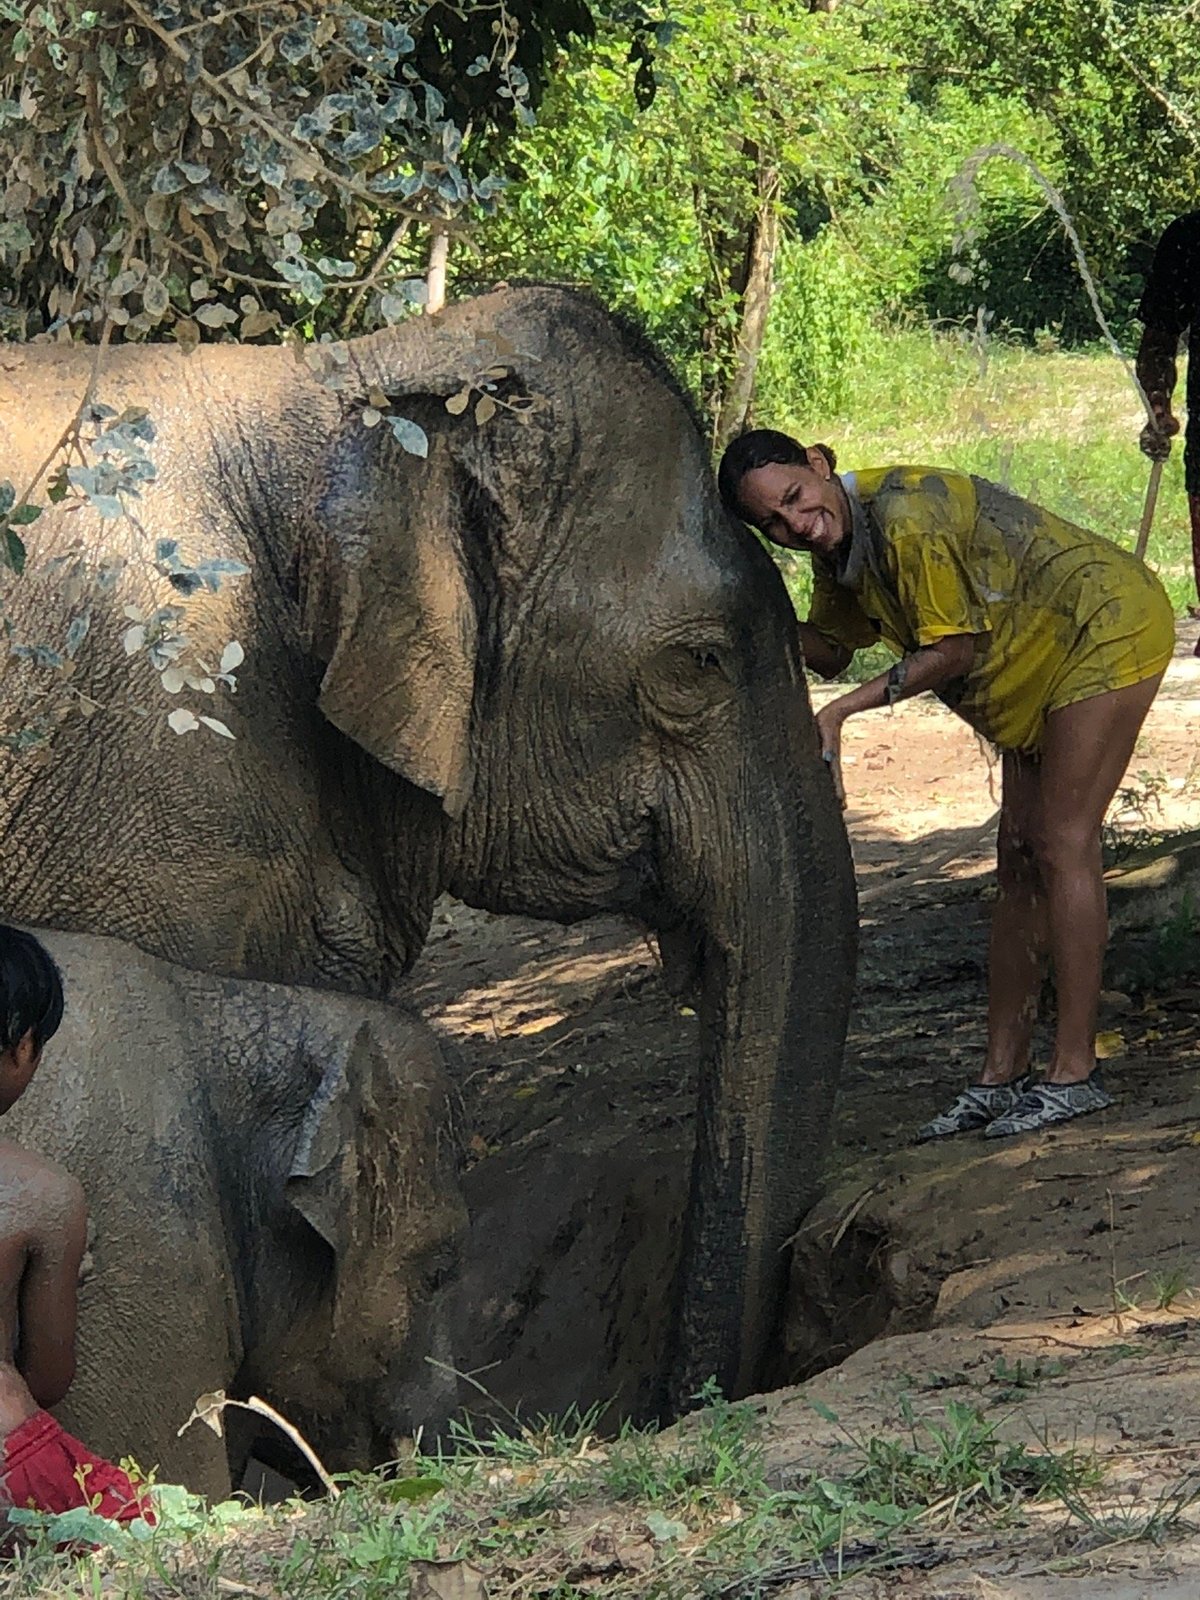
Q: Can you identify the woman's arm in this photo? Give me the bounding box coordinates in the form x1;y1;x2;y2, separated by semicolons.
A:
797;620;853;680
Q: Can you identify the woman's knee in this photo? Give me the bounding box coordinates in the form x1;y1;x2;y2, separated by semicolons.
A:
1035;821;1103;878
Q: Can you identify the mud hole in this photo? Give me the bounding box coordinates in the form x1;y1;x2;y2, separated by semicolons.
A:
400;624;1200;1594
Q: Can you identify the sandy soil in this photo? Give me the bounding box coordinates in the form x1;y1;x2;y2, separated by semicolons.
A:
400;620;1200;1596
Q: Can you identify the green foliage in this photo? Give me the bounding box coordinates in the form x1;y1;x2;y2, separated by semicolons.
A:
601;1383;768;1506
1149;1263;1194;1312
466;1;917;415
0;1388;1123;1598
756;233;877;421
0;0;659;345
472;0;1199;436
832;1397;1100;1509
0;1;501;342
882;0;1200;331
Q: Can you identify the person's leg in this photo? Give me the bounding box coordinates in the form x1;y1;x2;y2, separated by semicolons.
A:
979;751;1046;1086
1185;416;1200;652
915;753;1044;1139
1034;674;1164;1084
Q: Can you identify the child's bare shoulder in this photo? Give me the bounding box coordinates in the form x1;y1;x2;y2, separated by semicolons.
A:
0;1137;85;1238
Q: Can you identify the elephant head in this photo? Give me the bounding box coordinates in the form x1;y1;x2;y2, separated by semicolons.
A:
298;287;857;1408
239;1000;465;1469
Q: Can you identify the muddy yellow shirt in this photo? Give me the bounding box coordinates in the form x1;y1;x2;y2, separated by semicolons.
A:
807;466;1174;752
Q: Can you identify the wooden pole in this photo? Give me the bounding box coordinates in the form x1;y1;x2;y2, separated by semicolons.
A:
1134;457;1164;562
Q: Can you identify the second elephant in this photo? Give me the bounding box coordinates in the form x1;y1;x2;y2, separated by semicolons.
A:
3;927;464;1500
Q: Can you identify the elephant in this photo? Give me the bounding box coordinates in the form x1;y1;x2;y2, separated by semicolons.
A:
2;927;465;1501
0;284;857;1406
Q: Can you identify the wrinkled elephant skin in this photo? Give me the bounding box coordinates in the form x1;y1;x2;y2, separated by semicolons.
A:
2;928;464;1500
0;286;856;1404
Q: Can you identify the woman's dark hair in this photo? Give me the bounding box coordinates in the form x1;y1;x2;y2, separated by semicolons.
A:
0;927;64;1054
717;428;838;519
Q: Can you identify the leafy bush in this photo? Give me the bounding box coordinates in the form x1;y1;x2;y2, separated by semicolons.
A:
756;233;877;422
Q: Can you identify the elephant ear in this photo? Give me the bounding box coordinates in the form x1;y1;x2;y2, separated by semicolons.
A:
285;1014;459;1342
285;1024;366;1262
306;423;478;818
302;313;544;819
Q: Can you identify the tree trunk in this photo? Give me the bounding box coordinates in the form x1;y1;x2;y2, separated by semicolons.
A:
714;165;781;452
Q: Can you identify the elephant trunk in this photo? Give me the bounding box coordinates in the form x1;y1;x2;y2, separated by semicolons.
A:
664;706;856;1411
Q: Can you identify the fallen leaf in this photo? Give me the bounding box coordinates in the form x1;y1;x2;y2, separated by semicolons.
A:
408;1560;488;1600
1094;1030;1125;1059
615;1538;655;1572
181;1389;228;1439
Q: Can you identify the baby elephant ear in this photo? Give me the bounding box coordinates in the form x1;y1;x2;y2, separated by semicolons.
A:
285;1027;363;1261
285;1013;462;1348
305;423;478;819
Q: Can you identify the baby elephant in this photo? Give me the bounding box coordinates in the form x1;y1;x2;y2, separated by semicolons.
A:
4;927;465;1501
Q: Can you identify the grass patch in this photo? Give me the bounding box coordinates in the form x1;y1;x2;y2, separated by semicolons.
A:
816;1396;1101;1517
1060;1472;1200;1548
0;1389;1120;1599
1149;1264;1195;1312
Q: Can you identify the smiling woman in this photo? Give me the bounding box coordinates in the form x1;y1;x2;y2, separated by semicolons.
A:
719;426;1175;1144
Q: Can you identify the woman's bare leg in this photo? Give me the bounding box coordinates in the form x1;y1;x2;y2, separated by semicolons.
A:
980;752;1047;1085
1036;675;1164;1084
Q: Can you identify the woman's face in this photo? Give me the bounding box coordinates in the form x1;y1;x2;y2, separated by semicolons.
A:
737;452;848;556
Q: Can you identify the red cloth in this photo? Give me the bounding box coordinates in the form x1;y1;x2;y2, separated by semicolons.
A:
1;1410;154;1526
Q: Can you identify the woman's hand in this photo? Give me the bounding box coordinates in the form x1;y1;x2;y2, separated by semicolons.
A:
815;702;847;806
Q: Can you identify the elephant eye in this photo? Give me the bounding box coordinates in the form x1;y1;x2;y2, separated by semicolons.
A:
639;642;735;723
422;1255;455;1296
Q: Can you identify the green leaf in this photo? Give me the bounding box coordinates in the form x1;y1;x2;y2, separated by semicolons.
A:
377;1474;445;1502
645;1511;687;1542
8;503;41;526
3;528;26;575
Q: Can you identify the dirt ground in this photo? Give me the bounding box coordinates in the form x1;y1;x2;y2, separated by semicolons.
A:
403;620;1200;1595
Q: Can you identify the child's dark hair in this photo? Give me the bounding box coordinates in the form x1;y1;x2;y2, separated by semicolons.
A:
0;927;64;1054
717;428;838;519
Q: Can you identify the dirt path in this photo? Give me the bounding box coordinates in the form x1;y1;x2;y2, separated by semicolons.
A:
401;621;1200;1594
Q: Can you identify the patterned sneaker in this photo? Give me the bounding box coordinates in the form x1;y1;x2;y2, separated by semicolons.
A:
984;1073;1112;1139
915;1076;1032;1142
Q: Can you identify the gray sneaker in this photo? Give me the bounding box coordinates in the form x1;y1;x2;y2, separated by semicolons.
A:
984;1073;1112;1139
915;1076;1032;1142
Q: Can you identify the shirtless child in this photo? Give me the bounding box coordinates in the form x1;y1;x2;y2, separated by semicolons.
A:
0;926;152;1529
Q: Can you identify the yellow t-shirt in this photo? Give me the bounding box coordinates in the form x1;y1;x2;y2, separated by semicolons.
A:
808;467;1174;752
